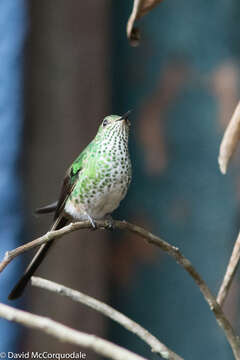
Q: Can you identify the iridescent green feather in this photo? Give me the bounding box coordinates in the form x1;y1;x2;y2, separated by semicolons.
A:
70;140;97;183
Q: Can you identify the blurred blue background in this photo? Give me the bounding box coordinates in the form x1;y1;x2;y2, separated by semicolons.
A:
0;0;27;352
110;2;239;358
110;0;239;359
1;1;240;359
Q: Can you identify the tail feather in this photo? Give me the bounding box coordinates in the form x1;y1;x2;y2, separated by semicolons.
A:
35;201;58;215
8;217;68;300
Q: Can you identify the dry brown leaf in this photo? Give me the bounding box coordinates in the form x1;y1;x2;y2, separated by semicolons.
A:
127;0;164;46
218;101;240;174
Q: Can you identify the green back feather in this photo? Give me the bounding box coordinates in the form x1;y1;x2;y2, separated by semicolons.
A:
70;140;96;182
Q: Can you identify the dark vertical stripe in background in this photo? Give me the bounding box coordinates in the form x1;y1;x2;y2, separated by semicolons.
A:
24;1;110;357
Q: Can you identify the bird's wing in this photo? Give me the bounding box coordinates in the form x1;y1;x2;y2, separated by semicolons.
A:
54;140;95;220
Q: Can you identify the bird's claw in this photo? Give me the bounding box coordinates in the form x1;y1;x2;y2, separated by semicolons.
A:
104;216;115;231
86;214;97;230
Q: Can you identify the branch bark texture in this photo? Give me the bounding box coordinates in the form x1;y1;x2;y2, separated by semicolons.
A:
218;100;240;174
31;276;183;360
217;232;240;306
1;219;240;359
0;302;147;360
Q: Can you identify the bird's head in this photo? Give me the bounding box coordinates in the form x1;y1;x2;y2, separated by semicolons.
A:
102;110;131;128
96;111;132;141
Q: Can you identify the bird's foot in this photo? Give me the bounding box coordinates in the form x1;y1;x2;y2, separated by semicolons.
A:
104;215;115;231
86;214;97;230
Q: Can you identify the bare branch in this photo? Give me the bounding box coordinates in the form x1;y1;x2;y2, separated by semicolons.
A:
0;302;147;360
127;0;163;46
218;101;240;174
31;276;183;360
217;232;240;306
127;0;142;46
1;219;240;358
115;222;240;360
0;222;89;273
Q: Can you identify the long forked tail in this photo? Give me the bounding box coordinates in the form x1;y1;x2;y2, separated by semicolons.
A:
8;216;68;300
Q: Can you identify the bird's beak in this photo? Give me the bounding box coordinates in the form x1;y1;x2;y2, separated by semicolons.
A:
118;110;132;121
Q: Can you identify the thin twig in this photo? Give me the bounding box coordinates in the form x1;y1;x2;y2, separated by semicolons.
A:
218;100;240;174
116;222;240;360
127;0;163;45
0;302;147;360
31;276;183;360
217;232;240;306
126;0;142;45
1;219;240;359
0;222;88;273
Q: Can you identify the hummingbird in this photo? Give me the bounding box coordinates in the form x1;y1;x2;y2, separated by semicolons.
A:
8;111;132;300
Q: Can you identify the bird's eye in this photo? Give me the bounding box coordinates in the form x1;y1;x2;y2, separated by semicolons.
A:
102;119;108;127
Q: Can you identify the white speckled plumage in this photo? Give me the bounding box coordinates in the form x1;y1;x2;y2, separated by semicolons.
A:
64;117;131;221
